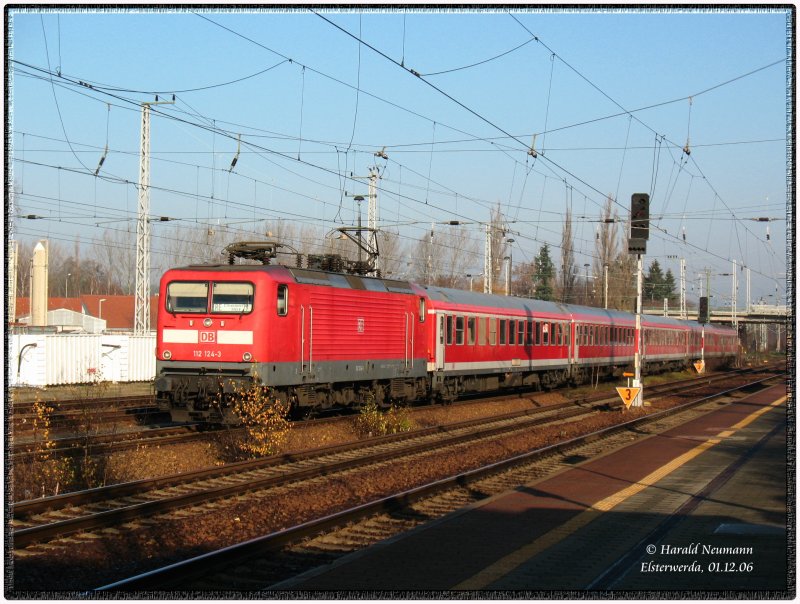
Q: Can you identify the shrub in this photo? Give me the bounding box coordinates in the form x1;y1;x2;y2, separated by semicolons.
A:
15;395;75;499
353;396;413;438
218;378;292;460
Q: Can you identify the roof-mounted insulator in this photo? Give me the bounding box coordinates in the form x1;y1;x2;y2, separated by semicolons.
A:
528;133;538;158
229;134;241;172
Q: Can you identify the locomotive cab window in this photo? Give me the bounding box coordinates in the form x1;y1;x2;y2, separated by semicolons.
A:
419;298;426;322
211;282;254;314
277;284;289;316
167;281;209;313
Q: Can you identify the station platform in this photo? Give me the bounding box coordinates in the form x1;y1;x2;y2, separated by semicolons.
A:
279;383;790;594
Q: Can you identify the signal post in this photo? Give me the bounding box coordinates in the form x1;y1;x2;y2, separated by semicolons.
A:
626;193;649;408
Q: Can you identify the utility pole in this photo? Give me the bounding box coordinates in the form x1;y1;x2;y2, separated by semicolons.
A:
746;267;751;314
135;96;173;335
603;263;609;309
680;258;686;319
732;259;737;330
8;240;17;325
368;167;379;275
505;237;515;296
427;222;434;285
353;164;381;275
484;224;493;294
634;252;644;405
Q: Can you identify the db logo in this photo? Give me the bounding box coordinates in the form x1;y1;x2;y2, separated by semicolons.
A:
200;331;216;343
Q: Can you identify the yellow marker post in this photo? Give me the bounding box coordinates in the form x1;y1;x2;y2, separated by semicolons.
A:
616;386;641;409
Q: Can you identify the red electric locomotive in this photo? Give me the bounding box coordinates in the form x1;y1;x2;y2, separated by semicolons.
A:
155;263;428;422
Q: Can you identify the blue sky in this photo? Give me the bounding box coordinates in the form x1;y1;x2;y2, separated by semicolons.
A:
8;6;791;305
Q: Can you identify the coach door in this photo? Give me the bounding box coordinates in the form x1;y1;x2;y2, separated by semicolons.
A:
435;313;446;371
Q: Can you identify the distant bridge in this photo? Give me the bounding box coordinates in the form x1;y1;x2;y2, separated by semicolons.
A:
643;303;789;326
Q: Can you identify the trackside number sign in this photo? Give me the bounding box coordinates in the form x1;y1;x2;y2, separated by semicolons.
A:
616;386;640;409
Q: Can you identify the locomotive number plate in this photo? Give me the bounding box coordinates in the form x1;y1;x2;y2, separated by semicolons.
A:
193;350;222;358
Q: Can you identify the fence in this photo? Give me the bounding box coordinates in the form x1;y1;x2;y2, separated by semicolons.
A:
9;333;156;387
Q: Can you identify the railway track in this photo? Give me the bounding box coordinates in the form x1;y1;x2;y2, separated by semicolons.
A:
12;398;589;548
94;372;782;591
11;368;781;589
11;365;773;460
12;394;164;436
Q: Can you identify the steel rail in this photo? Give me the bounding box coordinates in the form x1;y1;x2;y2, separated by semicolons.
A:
12;366;780;547
13;402;587;548
96;373;784;591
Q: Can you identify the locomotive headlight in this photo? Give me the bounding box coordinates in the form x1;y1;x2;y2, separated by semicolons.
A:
242;352;252;362
163;350;172;360
203;318;213;327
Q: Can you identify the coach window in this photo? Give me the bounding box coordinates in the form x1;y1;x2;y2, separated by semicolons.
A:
509;320;516;345
276;284;289;316
455;316;465;345
467;317;477;345
489;317;497;346
542;323;549;346
556;323;562;346
446;315;454;345
517;320;525;345
478;317;487;346
499;319;507;345
526;320;534;346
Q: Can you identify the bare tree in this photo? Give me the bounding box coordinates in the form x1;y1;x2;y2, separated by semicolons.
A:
376;229;409;279
93;229;135;294
410;223;479;287
593;195;620;308
559;205;578;303
488;203;509;292
15;239;34;298
613;216;638;311
512;259;537;298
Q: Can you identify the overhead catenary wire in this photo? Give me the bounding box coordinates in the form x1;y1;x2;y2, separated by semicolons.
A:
11;13;786;293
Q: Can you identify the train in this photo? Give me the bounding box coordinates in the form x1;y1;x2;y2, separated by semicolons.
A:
154;254;739;424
